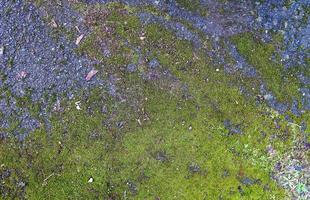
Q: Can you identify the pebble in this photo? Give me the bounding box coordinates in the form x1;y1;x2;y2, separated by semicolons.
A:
188;163;200;173
88;177;94;183
154;151;168;162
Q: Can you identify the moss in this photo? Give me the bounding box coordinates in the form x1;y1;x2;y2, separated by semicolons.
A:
107;84;287;199
176;0;200;11
175;0;208;16
232;33;301;104
0;77;289;199
2;3;306;199
76;27;105;62
8;57;14;68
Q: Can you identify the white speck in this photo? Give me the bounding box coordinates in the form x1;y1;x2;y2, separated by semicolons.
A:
75;101;81;110
284;54;289;59
302;93;305;96
75;26;81;33
0;46;4;55
256;17;262;22
216;68;220;72
88;177;94;183
140;36;146;41
76;34;84;45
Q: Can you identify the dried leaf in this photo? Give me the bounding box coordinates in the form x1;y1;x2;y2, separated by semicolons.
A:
86;69;98;81
17;71;28;79
50;19;58;28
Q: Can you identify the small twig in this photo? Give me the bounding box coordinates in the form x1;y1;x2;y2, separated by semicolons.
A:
42;173;55;186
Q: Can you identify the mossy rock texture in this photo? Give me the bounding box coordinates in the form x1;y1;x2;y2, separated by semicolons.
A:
0;0;309;199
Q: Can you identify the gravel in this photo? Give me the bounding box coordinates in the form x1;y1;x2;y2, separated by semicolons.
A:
256;0;310;67
223;119;242;135
0;0;103;138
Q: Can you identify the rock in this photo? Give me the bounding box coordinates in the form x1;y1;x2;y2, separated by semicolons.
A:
188;163;200;173
154;151;168;162
75;101;81;110
88;177;94;183
148;58;160;69
239;177;255;186
126;180;137;194
223;119;242;135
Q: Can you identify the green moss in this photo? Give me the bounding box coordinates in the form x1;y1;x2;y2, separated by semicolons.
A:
176;0;200;12
175;0;208;16
76;27;105;62
8;57;14;68
107;84;287;199
232;33;301;104
0;77;289;199
2;3;306;199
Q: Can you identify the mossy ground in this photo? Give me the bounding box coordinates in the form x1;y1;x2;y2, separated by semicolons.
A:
231;33;301;104
1;2;309;199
